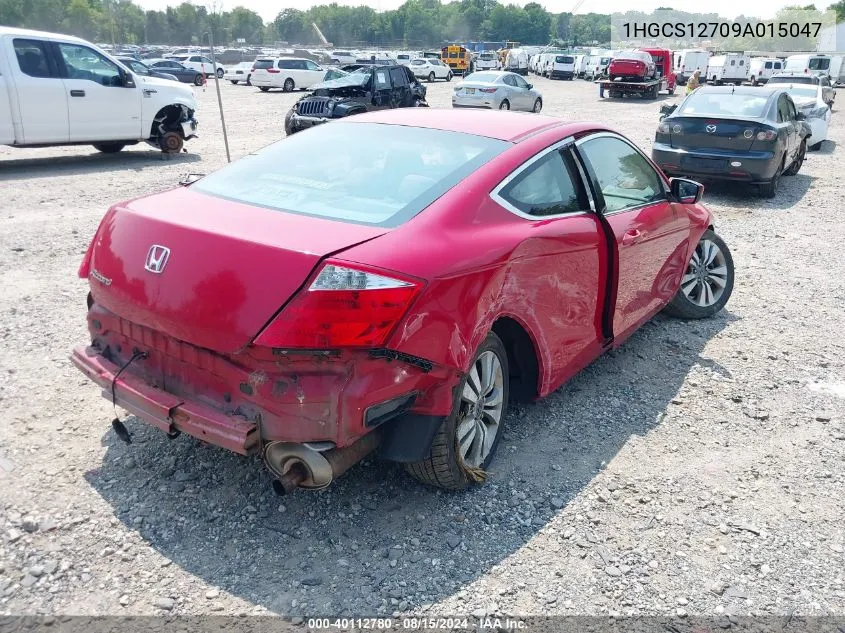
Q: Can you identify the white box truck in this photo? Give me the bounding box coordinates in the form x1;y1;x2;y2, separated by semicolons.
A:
747;57;784;85
784;54;845;84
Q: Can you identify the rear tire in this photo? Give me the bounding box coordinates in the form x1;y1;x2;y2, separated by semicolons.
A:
499;99;510;110
230;80;239;85
193;74;204;86
663;229;734;319
428;72;435;82
751;76;758;86
93;143;125;154
216;68;224;79
405;332;509;490
259;86;270;92
283;78;295;92
759;156;784;198
784;140;806;176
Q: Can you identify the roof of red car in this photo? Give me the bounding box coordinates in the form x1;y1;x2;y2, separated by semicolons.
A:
343;108;572;142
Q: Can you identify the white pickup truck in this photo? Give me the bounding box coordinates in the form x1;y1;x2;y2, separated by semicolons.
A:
0;27;198;153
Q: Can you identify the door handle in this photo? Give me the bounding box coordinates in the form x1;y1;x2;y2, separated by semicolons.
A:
70;90;86;97
621;229;642;245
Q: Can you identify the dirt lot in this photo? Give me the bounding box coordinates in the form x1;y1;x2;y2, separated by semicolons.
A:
0;76;843;619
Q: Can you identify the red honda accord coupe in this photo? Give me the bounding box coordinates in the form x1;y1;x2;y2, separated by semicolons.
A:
72;109;734;493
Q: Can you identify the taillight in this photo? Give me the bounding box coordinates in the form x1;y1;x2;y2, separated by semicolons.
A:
756;130;777;141
657;122;670;134
267;68;280;73
253;261;423;349
479;87;497;93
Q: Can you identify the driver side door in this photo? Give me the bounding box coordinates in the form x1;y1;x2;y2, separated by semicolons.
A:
576;133;693;343
54;42;141;142
371;68;392;108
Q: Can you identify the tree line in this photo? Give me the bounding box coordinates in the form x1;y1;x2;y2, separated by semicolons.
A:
0;0;843;48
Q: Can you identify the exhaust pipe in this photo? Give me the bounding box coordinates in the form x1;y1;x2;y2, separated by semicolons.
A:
265;430;382;495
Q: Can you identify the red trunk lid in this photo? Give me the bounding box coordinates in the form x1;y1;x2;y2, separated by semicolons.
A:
86;187;388;354
609;59;645;76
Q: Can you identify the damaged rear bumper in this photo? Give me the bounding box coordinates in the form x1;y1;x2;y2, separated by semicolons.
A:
71;345;258;454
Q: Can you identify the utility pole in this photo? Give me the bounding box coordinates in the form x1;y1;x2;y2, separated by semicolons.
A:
206;28;231;163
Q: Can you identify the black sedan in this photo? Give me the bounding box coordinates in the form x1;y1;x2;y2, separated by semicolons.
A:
117;57;178;82
145;58;205;86
653;86;810;198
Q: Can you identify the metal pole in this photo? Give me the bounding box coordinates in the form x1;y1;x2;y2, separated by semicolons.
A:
206;29;231;163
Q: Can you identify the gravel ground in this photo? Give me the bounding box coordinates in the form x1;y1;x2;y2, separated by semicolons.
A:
0;76;843;619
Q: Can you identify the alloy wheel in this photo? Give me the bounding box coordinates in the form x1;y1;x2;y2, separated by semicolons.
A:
680;239;729;307
456;351;504;468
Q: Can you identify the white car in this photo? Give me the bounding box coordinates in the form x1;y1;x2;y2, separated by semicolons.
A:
251;57;327;92
223;61;254;85
409;58;452;82
167;54;224;78
475;51;499;71
328;50;356;64
452;70;542;112
781;82;832;150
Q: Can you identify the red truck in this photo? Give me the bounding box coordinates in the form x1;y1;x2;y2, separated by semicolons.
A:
599;47;676;99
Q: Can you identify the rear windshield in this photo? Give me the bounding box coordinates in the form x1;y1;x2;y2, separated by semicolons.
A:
191;123;509;228
254;59;274;69
464;72;499;82
784;86;819;98
769;75;814;85
809;57;830;70
678;92;769;117
480;52;496;60
556;56;574;63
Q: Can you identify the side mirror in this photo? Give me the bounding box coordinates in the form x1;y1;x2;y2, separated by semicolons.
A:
670;177;704;204
122;71;136;88
794;111;806;121
527;83;533;89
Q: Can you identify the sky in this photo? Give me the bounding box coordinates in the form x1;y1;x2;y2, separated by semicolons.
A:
133;0;808;22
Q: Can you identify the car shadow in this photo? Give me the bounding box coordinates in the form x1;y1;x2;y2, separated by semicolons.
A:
815;139;837;154
85;310;736;616
0;150;201;182
690;174;815;209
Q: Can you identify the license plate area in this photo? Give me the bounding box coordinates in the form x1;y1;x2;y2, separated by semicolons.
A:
465;88;475;94
681;156;727;171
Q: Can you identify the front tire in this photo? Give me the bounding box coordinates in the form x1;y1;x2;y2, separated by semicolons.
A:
259;86;270;92
446;72;452;82
93;142;125;153
283;78;295;92
159;131;184;154
663;230;734;319
499;99;510;110
193;74;204;86
216;68;224;79
532;97;542;113
230;80;239;85
428;72;435;82
405;333;509;490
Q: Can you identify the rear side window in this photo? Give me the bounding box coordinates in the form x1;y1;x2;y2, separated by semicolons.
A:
278;59;294;69
389;66;408;87
578;136;665;213
499;150;589;217
254;59;274;69
13;39;53;78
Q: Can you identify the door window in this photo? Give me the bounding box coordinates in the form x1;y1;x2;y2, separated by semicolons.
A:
57;43;122;86
786;98;797;120
189;56;202;62
498;149;589;217
513;74;529;88
774;62;782;69
200;57;213;64
776;94;791;122
305;60;320;71
765;61;773;69
13;39;54;78
503;74;517;86
578;136;665;213
375;70;391;89
389;67;408;87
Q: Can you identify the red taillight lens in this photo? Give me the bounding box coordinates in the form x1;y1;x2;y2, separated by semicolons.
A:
267;68;280;73
479;87;497;93
254;261;423;349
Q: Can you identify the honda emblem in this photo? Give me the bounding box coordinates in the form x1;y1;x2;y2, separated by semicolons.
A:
706;125;717;133
144;245;170;274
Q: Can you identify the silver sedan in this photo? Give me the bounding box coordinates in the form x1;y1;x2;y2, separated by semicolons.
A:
452;71;543;112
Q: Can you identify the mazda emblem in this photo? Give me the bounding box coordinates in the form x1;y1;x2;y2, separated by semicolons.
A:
144;245;170;274
706;125;717;133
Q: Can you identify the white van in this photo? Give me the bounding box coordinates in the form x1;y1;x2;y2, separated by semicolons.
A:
573;54;589;77
546;53;576;80
706;53;750;85
784;54;844;84
673;49;710;85
475;50;499;71
747;57;784;85
329;50;356;64
505;48;529;75
0;26;197;153
584;55;612;80
251;57;327;92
